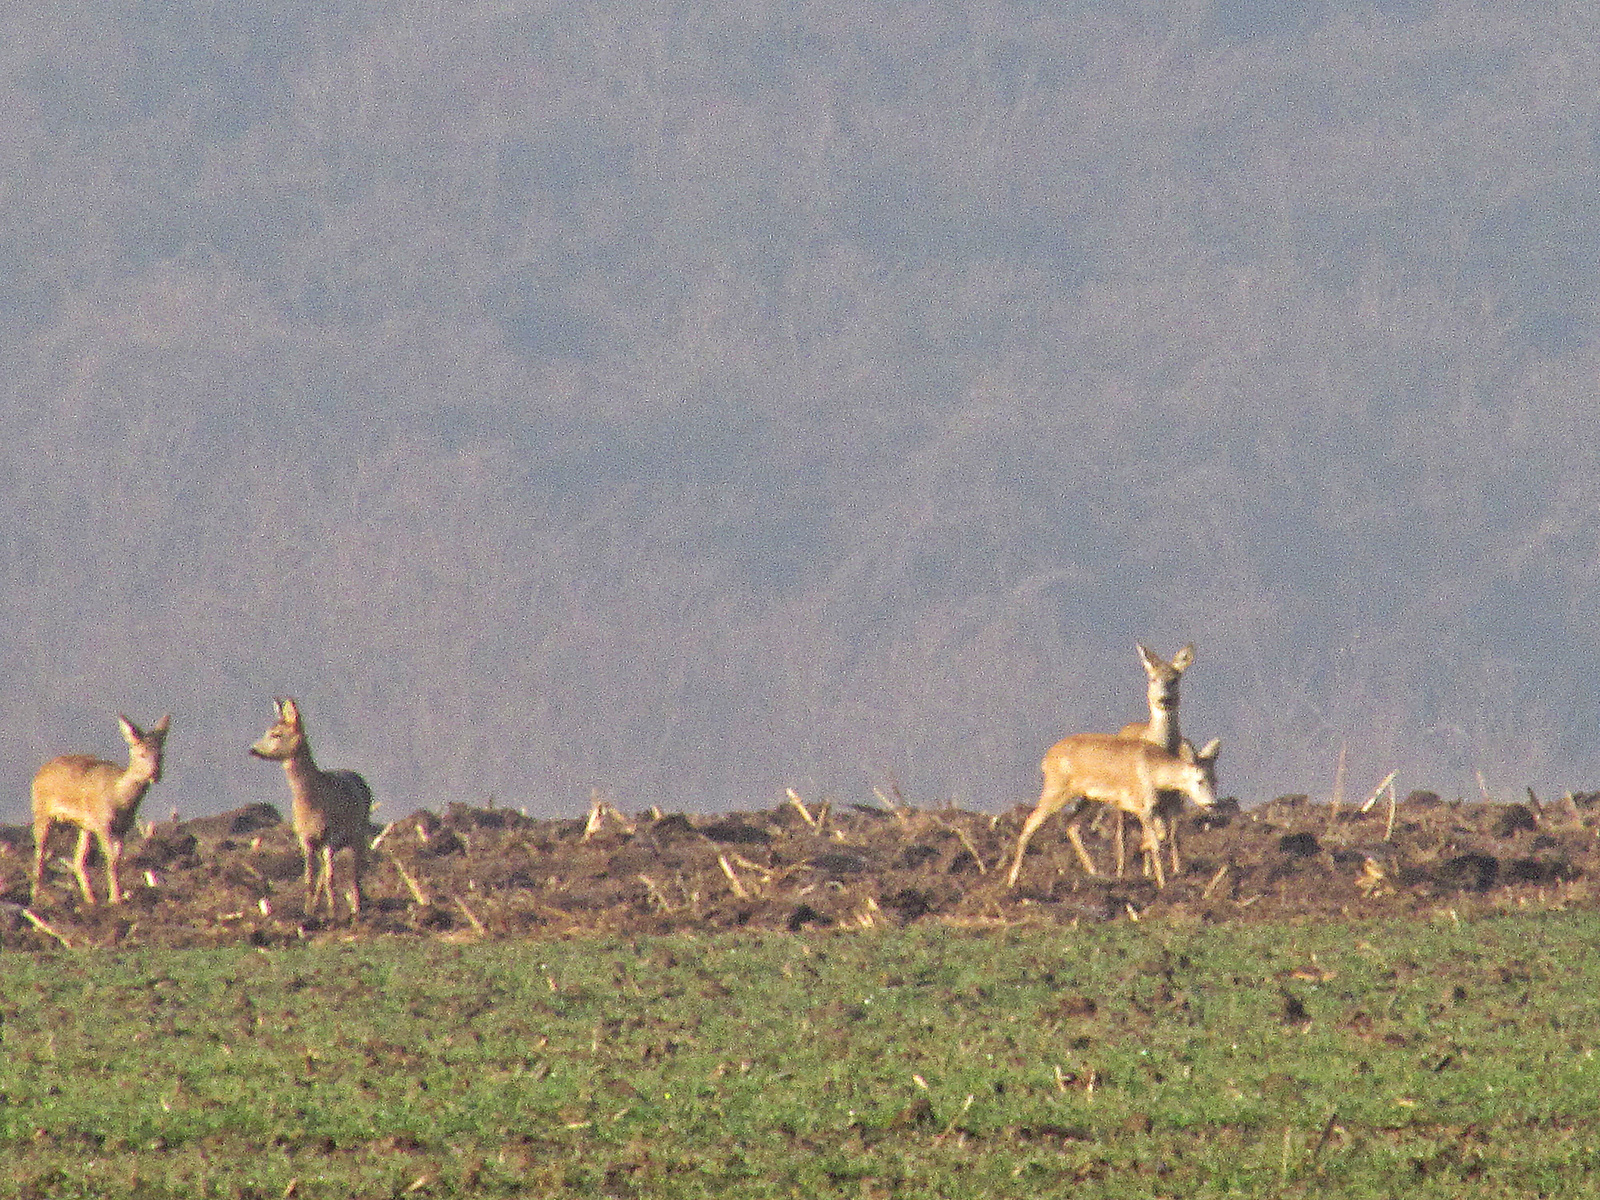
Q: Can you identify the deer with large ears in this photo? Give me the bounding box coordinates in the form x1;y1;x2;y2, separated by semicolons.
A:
31;713;171;906
1006;732;1219;891
250;698;373;919
1119;643;1194;755
1108;643;1197;877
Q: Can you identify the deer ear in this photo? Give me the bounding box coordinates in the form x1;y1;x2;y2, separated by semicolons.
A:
151;713;172;736
280;698;300;723
1171;644;1195;671
1198;737;1221;762
118;715;139;743
1136;645;1159;674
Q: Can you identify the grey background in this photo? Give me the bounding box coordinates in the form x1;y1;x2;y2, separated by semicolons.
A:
3;1;1597;820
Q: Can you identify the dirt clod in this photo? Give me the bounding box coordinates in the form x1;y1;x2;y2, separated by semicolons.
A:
3;790;1592;948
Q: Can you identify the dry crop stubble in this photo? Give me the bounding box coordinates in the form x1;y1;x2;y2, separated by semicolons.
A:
2;787;1596;949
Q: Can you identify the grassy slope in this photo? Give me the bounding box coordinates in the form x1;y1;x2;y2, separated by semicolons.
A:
2;911;1598;1197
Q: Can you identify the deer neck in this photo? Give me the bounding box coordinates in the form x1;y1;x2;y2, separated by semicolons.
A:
1143;700;1180;754
105;766;152;834
112;758;156;806
281;744;323;796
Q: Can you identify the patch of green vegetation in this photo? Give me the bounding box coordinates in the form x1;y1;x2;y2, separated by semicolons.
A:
2;910;1599;1197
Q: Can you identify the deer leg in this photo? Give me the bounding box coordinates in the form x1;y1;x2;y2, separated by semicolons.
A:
301;837;318;915
102;832;124;905
1136;814;1166;889
318;845;336;915
1065;815;1101;877
1007;797;1064;888
1007;809;1046;888
72;828;97;906
349;843;366;918
1113;812;1126;878
31;818;52;902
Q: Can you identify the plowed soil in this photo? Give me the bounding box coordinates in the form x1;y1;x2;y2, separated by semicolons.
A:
2;788;1596;949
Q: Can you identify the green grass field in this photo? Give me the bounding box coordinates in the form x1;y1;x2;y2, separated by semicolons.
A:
3;910;1598;1197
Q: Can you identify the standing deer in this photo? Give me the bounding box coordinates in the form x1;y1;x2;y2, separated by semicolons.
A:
1119;643;1194;754
250;698;373;919
1006;733;1219;891
1109;643;1195;877
31;713;172;906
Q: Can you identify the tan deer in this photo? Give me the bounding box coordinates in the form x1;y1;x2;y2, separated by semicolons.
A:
1148;738;1221;882
1119;643;1194;753
250;698;373;919
31;713;172;906
1006;733;1219;891
1108;643;1195;877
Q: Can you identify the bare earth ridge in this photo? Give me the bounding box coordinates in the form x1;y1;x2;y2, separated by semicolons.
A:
2;789;1594;948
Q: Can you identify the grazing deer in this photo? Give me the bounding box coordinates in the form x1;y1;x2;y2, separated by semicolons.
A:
31;713;172;906
250;698;373;919
1006;733;1219;891
1150;739;1221;882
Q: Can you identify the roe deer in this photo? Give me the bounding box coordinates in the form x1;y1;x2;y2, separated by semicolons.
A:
1149;738;1220;882
1006;733;1218;891
31;713;171;906
1118;643;1194;753
1110;643;1196;877
250;698;373;919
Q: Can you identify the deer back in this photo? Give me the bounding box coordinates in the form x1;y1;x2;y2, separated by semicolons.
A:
33;714;170;834
33;756;127;828
1045;733;1214;812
